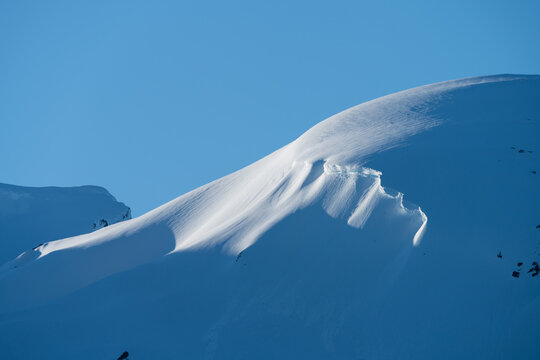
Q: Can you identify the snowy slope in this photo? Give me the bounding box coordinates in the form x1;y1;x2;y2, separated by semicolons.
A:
0;183;131;264
0;75;539;359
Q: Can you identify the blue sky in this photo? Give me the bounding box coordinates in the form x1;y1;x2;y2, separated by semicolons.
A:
1;0;539;215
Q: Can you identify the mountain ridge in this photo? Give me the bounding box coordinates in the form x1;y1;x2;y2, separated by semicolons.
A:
0;74;539;359
0;182;131;265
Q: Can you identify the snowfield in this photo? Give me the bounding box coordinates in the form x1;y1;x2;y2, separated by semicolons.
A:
1;75;539;359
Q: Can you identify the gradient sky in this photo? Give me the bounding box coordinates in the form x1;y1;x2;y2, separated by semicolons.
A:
1;0;539;215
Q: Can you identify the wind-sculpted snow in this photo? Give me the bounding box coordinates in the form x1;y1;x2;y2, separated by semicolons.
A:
0;160;423;310
163;160;426;255
1;74;539;359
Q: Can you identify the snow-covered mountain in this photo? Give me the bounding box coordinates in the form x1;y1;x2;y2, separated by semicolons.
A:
1;75;539;359
0;183;131;264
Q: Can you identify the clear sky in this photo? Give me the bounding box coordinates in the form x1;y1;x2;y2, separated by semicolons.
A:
1;0;539;215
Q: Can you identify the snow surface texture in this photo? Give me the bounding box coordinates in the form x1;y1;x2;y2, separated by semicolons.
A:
0;183;131;265
1;75;539;359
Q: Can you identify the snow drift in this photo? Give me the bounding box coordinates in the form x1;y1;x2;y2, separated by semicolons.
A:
0;75;539;359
